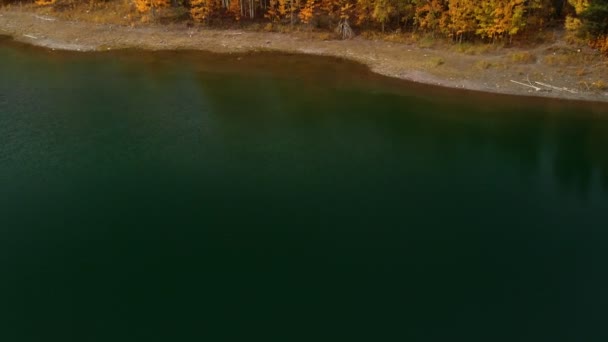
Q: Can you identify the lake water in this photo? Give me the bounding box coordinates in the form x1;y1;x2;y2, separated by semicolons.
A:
1;36;608;341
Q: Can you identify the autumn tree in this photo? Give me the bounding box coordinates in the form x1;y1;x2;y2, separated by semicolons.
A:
299;0;317;24
355;0;373;25
525;0;557;30
339;0;355;21
228;0;243;20
446;0;476;41
414;0;448;34
565;0;589;31
474;0;527;41
135;0;171;14
266;0;277;20
319;0;342;26
373;0;396;32
278;0;288;19
20;0;570;39
266;0;283;21
290;0;301;25
190;0;219;22
396;0;416;28
497;0;527;39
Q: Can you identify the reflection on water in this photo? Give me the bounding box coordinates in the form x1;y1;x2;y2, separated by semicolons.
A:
1;38;608;341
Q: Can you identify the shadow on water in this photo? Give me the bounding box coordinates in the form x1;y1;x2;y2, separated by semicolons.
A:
188;63;608;197
2;38;608;203
2;34;608;199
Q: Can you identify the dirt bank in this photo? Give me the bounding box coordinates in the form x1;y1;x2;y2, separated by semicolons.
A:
1;8;607;103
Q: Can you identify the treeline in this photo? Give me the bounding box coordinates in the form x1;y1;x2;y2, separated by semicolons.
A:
13;0;608;52
149;0;607;48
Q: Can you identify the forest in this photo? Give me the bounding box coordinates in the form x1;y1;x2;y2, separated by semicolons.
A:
2;0;608;54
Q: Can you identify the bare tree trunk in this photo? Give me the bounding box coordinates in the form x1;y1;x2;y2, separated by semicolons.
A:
336;19;354;39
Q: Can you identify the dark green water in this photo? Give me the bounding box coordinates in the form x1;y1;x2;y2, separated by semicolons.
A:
1;37;608;341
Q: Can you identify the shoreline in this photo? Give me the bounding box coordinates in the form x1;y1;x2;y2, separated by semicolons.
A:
1;9;608;104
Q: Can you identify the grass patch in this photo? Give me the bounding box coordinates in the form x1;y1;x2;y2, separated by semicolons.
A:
43;0;136;26
543;48;602;66
474;60;494;70
358;30;413;44
426;56;445;67
452;42;499;55
316;32;333;41
592;80;607;91
525;30;558;45
382;33;411;44
577;80;607;91
543;54;567;65
509;51;536;64
409;33;439;48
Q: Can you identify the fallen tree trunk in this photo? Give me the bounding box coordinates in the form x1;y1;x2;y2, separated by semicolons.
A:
510;80;541;91
534;81;578;94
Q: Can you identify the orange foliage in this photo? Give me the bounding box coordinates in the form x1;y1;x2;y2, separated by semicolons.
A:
135;0;171;13
110;0;600;48
415;0;447;33
447;0;475;39
34;0;56;5
355;0;372;25
278;0;288;17
591;36;608;56
266;0;281;21
190;0;219;22
299;0;316;24
319;0;339;20
229;0;242;20
339;0;353;20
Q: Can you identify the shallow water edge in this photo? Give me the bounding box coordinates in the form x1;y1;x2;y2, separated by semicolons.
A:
1;33;608;115
1;10;608;106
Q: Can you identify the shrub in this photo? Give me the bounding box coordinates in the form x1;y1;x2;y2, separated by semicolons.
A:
592;79;607;90
590;35;608;55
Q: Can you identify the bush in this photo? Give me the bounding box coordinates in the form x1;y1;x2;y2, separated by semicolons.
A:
590;35;608;55
592;79;607;90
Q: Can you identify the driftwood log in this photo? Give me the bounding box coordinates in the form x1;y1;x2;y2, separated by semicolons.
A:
510;80;542;91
